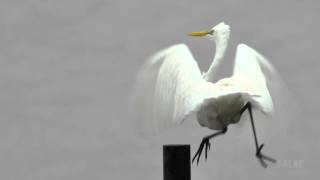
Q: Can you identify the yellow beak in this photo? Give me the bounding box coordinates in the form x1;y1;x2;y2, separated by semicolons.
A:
188;31;209;37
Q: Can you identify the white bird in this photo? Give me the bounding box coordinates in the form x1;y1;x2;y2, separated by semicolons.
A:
131;22;277;167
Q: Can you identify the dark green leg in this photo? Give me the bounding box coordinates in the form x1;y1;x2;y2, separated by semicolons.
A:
240;102;276;168
192;127;227;165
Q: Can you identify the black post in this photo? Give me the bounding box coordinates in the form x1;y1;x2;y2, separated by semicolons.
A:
163;144;191;180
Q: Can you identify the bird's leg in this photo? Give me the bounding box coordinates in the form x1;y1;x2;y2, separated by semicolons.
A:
192;127;227;165
240;102;277;168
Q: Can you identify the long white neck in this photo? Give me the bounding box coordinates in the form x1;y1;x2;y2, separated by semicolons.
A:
203;38;228;82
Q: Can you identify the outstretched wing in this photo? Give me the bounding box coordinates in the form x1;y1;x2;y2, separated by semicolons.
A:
233;43;276;114
130;44;213;134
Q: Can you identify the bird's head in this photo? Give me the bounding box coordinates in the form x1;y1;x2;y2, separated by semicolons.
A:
188;22;230;43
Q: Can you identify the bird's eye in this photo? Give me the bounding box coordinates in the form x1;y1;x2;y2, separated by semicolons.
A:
209;30;214;35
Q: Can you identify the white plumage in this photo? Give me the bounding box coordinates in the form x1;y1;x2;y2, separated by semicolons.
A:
131;22;275;133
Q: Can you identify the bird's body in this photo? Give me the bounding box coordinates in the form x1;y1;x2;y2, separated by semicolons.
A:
140;42;273;131
197;65;270;130
131;22;277;167
196;84;249;130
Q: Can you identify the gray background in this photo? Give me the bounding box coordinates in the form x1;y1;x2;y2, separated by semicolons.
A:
0;0;318;179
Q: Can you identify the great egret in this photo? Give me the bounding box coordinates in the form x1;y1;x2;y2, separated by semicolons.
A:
131;22;277;167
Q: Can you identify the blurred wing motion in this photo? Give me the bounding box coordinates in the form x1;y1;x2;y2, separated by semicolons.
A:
130;44;214;134
232;43;300;140
232;44;276;114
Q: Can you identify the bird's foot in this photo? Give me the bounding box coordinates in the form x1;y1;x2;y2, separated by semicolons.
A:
255;144;277;168
192;137;211;165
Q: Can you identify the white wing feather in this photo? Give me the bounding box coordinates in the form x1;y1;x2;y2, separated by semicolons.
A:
233;43;275;114
130;44;214;134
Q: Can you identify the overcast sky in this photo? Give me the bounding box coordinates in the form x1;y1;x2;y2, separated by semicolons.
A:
0;0;318;179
